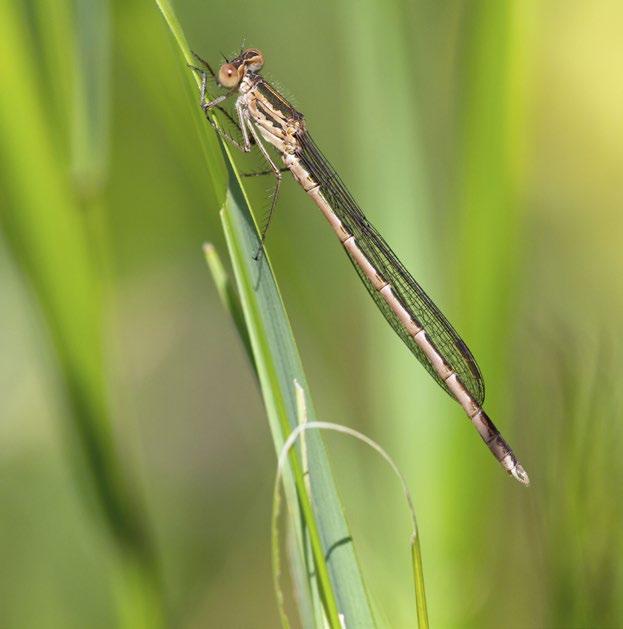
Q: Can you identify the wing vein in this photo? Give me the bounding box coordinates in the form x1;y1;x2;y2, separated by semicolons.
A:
296;131;485;405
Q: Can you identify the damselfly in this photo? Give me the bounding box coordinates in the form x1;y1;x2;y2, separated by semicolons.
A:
193;47;529;485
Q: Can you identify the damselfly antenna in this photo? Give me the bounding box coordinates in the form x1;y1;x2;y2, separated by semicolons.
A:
190;51;216;78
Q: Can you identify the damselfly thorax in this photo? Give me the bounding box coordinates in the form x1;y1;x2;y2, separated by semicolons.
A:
193;47;529;486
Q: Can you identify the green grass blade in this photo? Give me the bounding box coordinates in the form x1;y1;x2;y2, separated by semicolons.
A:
221;182;373;626
452;0;533;514
203;242;255;370
455;3;523;356
0;3;164;626
153;1;377;624
32;0;74;148
153;0;228;203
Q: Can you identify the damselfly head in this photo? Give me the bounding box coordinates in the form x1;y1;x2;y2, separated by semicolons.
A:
217;47;264;88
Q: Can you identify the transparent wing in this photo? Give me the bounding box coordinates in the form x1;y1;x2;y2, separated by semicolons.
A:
297;132;485;405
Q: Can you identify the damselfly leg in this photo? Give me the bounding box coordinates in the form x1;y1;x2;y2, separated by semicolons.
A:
244;120;283;260
192;54;286;260
189;54;247;137
193;62;289;177
197;72;250;152
190;50;216;77
241;167;289;177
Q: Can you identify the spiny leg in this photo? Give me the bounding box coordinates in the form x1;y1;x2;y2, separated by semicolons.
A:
188;61;253;141
242;167;289;177
190;50;216;78
196;69;250;153
189;54;281;258
245;120;283;261
235;100;252;151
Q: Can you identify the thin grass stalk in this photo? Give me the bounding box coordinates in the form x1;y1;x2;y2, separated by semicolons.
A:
272;407;429;628
411;531;429;629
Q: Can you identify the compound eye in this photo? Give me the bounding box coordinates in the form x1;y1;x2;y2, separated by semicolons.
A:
218;63;240;88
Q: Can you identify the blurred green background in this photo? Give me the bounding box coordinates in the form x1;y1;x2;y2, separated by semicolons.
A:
1;0;622;627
